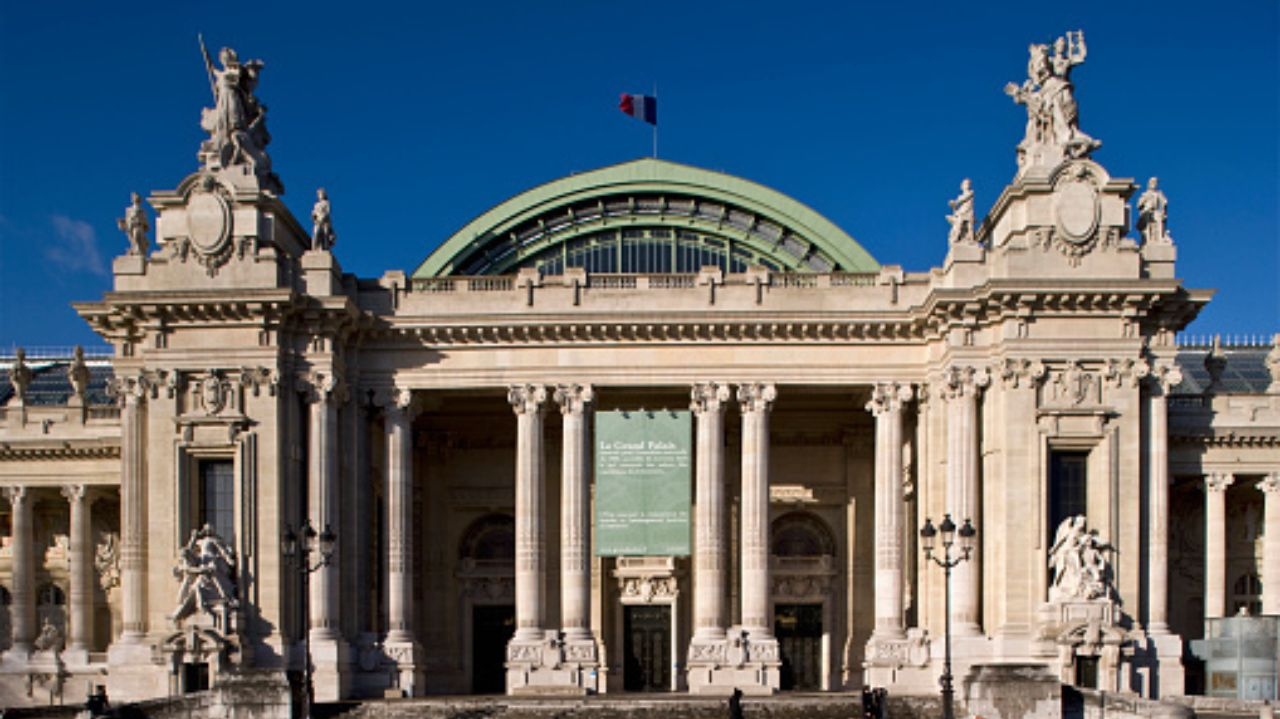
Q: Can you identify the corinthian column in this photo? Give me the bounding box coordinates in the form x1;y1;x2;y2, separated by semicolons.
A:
1261;474;1280;616
1204;472;1234;619
509;384;548;642
306;373;344;641
738;382;777;638
554;384;594;643
1146;363;1181;632
113;375;148;641
944;365;988;636
62;484;93;657
383;389;418;645
690;382;731;643
867;382;912;640
4;487;34;653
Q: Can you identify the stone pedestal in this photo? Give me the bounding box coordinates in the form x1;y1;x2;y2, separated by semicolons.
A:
506;632;598;695
685;629;780;696
308;636;351;702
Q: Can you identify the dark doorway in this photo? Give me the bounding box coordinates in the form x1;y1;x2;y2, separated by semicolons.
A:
775;603;823;691
623;604;671;691
472;605;514;694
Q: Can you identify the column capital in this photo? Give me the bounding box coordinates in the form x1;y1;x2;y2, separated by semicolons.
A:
3;485;28;505
107;373;150;407
375;387;418;419
943;364;990;400
60;484;89;503
997;358;1048;389
300;370;348;405
553;383;594;415
1260;473;1280;494
690;382;731;415
736;382;777;414
1205;472;1235;493
1146;361;1184;396
508;383;548;415
865;382;913;415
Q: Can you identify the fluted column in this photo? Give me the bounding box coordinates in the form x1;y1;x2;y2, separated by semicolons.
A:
1146;364;1181;632
738;382;776;637
944;365;988;636
62;484;92;655
384;389;418;644
555;384;594;642
306;373;344;641
509;384;548;642
691;382;731;641
5;487;34;653
1261;474;1280;616
1204;472;1234;619
113;375;148;640
867;382;912;640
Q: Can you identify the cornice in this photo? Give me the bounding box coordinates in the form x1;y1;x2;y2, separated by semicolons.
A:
0;441;121;461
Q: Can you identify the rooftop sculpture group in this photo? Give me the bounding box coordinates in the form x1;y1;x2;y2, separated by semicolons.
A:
1006;30;1101;169
198;36;283;194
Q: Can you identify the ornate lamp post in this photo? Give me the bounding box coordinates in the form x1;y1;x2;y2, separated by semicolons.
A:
282;520;336;719
919;514;976;719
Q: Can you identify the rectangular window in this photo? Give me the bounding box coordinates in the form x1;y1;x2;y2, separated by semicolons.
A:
198;459;235;544
1049;450;1088;542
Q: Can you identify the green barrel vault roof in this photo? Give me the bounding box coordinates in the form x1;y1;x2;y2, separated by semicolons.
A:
412;158;879;277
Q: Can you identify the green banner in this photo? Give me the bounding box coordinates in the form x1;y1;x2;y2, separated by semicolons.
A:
595;410;692;556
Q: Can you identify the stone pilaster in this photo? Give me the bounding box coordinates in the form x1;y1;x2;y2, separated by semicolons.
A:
1261;474;1280;616
944;365;988;636
867;382;913;641
1204;472;1235;619
4;487;34;656
1146;363;1180;633
62;484;93;662
382;388;423;696
554;383;600;690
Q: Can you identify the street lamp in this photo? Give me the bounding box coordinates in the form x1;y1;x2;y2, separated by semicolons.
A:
282;519;336;718
919;514;975;719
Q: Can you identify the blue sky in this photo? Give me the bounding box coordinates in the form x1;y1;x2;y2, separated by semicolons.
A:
1;1;1276;350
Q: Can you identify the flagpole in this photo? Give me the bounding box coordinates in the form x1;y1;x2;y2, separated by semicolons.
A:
653;82;658;158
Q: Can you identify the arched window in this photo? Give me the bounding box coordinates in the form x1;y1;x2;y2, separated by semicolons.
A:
771;512;836;557
459;514;516;563
37;583;65;606
1232;572;1262;616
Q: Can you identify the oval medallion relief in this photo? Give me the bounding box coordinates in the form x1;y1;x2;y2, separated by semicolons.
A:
186;191;231;255
1054;180;1099;242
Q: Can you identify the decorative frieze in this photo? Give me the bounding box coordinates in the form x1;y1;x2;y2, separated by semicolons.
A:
997;357;1046;389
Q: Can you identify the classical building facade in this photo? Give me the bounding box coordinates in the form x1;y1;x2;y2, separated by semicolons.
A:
0;31;1277;710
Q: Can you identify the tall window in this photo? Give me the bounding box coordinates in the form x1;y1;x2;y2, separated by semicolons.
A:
1049;451;1088;541
1232;572;1262;616
199;460;235;544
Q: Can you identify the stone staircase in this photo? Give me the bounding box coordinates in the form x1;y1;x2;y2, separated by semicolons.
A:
312;694;944;719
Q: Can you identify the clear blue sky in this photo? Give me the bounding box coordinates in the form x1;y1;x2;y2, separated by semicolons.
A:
1;1;1276;350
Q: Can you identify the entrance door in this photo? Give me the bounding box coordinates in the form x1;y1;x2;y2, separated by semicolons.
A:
775;603;823;691
472;605;514;694
623;605;671;691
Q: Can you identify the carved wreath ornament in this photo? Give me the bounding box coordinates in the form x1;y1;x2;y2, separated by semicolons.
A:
174;175;235;275
1050;162;1103;265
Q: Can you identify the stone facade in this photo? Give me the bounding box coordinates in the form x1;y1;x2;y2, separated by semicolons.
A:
0;31;1276;713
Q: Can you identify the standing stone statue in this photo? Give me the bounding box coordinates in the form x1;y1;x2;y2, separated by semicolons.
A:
197;36;282;194
1136;177;1171;244
1005;30;1100;168
947;179;976;245
8;347;32;402
117;193;150;256
311;188;337;250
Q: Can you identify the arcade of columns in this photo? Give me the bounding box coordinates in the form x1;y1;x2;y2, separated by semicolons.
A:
5;366;1277;691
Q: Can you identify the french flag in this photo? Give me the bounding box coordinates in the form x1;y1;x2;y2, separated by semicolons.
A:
618;93;657;125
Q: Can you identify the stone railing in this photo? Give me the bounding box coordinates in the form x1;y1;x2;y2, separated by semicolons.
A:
409;271;880;294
